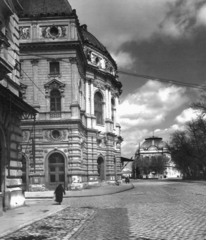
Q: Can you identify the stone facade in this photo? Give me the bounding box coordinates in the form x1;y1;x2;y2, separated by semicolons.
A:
0;0;37;212
135;137;181;179
18;0;123;190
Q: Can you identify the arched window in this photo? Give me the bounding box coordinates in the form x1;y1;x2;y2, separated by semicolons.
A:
50;89;61;112
111;98;115;123
94;92;103;125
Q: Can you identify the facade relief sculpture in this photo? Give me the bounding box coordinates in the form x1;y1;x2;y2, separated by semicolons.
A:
43;129;67;141
93;80;106;91
22;131;30;142
19;27;30;39
20;83;28;99
84;47;116;76
44;79;66;98
96;132;108;148
40;25;66;39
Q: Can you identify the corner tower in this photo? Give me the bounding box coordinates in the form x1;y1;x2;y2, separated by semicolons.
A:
18;0;123;190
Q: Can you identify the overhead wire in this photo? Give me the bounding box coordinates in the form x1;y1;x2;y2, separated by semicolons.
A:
7;46;206;91
118;70;206;90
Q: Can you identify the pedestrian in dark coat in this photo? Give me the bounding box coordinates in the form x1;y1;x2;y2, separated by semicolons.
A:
54;184;65;204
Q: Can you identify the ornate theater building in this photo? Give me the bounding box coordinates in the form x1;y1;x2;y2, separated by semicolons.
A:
135;136;181;179
18;0;123;190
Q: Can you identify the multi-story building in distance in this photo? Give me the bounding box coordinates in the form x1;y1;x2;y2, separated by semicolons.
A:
135;136;181;179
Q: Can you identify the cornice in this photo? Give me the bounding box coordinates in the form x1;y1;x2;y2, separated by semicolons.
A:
19;41;82;51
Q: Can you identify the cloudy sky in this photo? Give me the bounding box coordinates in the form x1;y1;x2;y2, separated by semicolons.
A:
69;0;206;157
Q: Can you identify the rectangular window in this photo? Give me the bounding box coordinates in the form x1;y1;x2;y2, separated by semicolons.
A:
50;62;60;75
59;174;65;182
50;167;55;172
50;174;56;182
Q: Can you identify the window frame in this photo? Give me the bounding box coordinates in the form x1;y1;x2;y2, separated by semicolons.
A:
50;89;61;112
49;61;60;75
94;91;104;125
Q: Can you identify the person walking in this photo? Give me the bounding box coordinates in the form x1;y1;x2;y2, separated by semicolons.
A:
54;184;66;204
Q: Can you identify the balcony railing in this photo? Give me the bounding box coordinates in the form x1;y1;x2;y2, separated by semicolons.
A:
50;112;61;118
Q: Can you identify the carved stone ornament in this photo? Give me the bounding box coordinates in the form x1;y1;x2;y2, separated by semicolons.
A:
96;132;107;148
40;25;66;39
83;47;116;76
22;131;30;142
80;134;86;149
115;136;123;149
44;79;65;98
43;129;67;142
111;89;119;98
20;83;28;99
93;80;105;91
19;27;30;39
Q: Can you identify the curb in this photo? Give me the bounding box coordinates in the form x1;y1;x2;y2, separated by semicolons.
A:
25;184;134;200
0;205;69;239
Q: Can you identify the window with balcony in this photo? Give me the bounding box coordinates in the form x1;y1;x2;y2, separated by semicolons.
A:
94;92;103;125
50;89;61;112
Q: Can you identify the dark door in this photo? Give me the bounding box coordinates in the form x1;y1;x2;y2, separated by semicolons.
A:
22;155;26;191
49;153;65;189
97;157;104;181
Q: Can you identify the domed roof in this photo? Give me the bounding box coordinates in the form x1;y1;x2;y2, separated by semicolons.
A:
81;25;107;53
140;137;167;150
80;25;117;69
19;0;72;16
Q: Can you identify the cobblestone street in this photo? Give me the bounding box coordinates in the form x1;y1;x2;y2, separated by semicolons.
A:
4;180;206;240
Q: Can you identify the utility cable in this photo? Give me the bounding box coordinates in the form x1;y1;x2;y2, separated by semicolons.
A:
8;46;206;91
118;70;206;90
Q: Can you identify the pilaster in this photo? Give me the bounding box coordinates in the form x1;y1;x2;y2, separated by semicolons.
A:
31;59;39;107
69;57;80;119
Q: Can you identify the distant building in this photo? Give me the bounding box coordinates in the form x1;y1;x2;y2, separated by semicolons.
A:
135;136;181;179
18;0;123;191
0;0;37;213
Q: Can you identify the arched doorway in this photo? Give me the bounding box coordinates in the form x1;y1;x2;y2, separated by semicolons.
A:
48;153;65;189
97;157;104;181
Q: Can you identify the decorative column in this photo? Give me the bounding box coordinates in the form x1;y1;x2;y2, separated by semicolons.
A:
69;57;80;119
31;59;39;107
90;79;95;128
90;79;94;115
105;85;109;119
85;78;90;114
32;23;37;40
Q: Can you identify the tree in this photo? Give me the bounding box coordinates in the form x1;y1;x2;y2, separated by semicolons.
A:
168;116;206;179
150;155;168;175
132;154;169;178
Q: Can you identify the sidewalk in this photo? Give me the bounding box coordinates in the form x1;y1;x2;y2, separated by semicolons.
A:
25;183;134;199
0;183;133;238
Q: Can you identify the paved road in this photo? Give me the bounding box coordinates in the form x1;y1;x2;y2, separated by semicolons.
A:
3;180;206;240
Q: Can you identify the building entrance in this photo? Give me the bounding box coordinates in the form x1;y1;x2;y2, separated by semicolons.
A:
48;153;65;189
97;157;104;181
22;155;26;190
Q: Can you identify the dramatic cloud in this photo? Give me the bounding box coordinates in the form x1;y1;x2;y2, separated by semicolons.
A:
160;0;206;38
112;51;135;69
70;0;174;51
175;108;200;124
69;1;206;157
119;81;190;156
